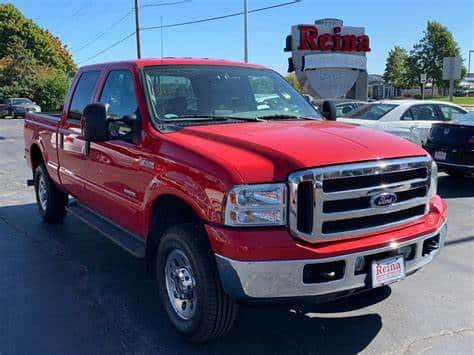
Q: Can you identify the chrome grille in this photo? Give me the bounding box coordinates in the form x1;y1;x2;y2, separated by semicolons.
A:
288;157;433;243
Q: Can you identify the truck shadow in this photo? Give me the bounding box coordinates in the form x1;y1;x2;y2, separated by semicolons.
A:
0;202;384;354
437;174;474;199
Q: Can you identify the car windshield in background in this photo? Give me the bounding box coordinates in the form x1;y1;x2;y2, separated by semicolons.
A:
143;65;321;124
12;98;32;105
346;103;398;120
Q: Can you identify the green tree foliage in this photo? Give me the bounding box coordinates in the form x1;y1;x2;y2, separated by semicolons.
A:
285;72;303;92
0;4;75;111
409;21;464;88
383;46;410;89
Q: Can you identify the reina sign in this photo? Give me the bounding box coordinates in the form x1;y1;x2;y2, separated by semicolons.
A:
297;25;371;52
285;19;370;99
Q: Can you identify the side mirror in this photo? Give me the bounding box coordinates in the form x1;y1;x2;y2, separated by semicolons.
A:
81;103;109;142
321;100;337;121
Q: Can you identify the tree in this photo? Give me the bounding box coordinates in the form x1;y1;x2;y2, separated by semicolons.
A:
409;21;464;89
383;46;410;90
0;4;76;111
0;4;76;76
285;72;303;92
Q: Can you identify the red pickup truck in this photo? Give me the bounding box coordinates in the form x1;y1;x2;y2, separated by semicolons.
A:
24;58;447;342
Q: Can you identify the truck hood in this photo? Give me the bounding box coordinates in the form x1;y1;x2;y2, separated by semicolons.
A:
171;120;427;182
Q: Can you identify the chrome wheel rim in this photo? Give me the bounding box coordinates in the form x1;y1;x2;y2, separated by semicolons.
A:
165;249;197;320
38;174;48;211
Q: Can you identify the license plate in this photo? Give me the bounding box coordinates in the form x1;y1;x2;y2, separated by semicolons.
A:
371;256;405;288
434;151;447;161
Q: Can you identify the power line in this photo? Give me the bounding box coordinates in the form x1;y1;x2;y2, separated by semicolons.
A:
72;9;134;53
141;0;190;8
141;0;300;31
78;32;136;64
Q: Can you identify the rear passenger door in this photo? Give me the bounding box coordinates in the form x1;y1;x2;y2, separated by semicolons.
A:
58;70;101;201
400;104;442;145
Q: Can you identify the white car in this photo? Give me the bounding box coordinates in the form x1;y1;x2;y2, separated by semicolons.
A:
338;100;468;145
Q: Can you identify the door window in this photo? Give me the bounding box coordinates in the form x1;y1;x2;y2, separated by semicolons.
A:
69;71;100;120
99;70;138;118
408;105;439;121
438;105;466;121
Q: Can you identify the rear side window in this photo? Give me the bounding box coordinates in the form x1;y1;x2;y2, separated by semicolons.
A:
69;71;100;120
439;105;466;121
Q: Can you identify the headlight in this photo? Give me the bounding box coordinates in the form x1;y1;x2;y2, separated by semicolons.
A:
224;183;287;226
428;160;438;199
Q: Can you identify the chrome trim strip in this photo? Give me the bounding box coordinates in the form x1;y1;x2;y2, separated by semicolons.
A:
437;161;474;169
288;156;432;243
216;222;447;299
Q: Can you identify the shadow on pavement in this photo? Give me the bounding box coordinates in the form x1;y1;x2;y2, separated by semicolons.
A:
437;175;474;199
0;202;384;354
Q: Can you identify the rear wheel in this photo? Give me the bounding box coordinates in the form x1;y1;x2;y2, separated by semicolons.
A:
156;223;238;343
34;163;68;223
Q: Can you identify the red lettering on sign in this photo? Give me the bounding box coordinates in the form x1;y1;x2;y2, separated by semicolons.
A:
298;25;318;50
342;34;357;51
333;26;342;51
318;33;332;51
357;35;371;52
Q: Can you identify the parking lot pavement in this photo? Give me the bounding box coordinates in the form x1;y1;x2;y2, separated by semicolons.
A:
0;119;473;354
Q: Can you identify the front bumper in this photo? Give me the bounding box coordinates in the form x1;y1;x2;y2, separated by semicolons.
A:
216;222;447;299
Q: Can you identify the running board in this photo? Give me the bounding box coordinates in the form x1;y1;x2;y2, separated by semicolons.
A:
66;201;146;258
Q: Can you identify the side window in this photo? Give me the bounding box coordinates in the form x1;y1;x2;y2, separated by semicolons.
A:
401;109;413;120
409;105;439;121
439;105;466;121
69;71;100;120
99;70;138;118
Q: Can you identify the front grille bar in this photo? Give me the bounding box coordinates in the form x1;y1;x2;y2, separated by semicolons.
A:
288;156;432;243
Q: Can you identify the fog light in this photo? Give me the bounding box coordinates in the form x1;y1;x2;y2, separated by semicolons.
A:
355;256;366;272
399;245;414;260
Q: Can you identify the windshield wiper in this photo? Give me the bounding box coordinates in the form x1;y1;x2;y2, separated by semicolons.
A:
255;114;306;120
167;115;262;122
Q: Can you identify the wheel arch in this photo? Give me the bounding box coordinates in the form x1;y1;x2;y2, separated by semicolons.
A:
145;194;204;276
30;143;44;172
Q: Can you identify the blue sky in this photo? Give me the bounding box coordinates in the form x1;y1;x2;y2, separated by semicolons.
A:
8;0;474;74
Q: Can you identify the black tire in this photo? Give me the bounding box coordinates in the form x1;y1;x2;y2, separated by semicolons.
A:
445;169;465;178
34;163;68;223
156;223;238;343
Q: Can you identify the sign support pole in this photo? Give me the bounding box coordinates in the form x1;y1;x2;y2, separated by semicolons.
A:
449;79;454;102
244;0;248;62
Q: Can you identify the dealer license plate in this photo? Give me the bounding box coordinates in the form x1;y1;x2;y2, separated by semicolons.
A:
434;151;447;161
371;256;405;288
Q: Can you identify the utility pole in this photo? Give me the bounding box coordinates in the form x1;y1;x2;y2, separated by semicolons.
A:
134;0;142;59
243;0;248;63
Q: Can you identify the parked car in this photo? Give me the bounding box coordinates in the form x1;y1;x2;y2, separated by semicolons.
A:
336;100;367;117
424;112;474;177
0;98;41;118
24;58;447;343
338;100;468;145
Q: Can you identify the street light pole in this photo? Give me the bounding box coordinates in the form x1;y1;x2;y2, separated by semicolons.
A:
469;50;474;74
243;0;248;63
134;0;142;59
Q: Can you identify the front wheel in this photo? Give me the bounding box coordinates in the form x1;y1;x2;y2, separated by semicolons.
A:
156;224;238;343
34;163;68;223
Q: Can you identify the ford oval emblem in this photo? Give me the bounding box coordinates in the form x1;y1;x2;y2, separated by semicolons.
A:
371;192;397;207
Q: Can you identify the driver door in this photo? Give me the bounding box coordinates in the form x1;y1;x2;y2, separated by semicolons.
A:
83;67;153;236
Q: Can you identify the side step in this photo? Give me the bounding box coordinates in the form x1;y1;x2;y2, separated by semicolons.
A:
66;201;146;258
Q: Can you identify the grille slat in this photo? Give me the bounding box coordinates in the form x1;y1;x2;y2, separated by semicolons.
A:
288;157;432;243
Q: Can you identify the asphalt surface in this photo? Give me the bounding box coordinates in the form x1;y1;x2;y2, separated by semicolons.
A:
0;119;473;355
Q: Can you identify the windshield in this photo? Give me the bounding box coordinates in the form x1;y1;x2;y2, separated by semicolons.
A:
12;98;32;105
346;103;398;120
143;65;321;124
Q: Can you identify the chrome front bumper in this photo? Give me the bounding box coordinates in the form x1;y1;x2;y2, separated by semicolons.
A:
215;222;447;299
